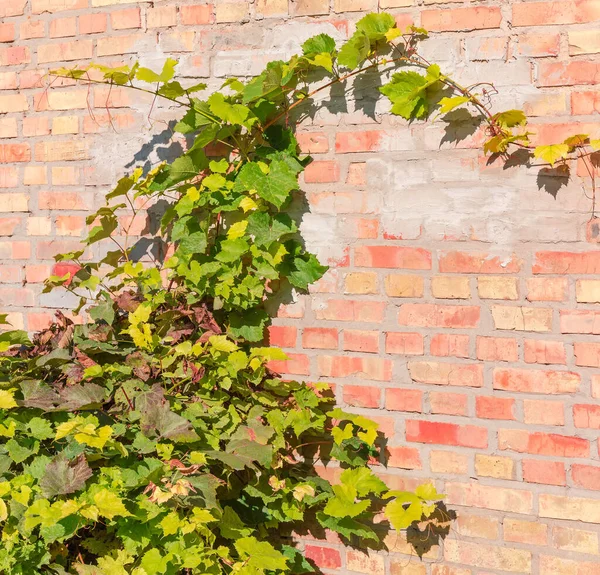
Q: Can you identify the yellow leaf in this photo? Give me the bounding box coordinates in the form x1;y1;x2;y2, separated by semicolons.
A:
385;27;401;42
227;220;248;239
591;139;600;150
80;504;99;521
93;489;130;520
0;389;17;410
75;425;112;449
0;499;6;522
209;335;238;352
0;421;16;437
0;483;10;498
55;418;84;440
239;197;258;213
533;144;570;166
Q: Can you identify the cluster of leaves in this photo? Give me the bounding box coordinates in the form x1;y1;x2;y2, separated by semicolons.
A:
0;13;457;575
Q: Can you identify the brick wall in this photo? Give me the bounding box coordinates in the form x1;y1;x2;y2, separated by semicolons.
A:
2;0;600;573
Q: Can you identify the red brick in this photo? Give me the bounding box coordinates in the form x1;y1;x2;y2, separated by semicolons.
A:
0;144;30;163
49;16;76;38
79;13;107;34
343;385;381;408
147;5;177;28
498;429;589;458
20;20;45;39
524;340;566;365
304;161;340;183
572;91;600;115
516;33;561;57
180;4;214;25
0;46;31;66
111;8;141;30
297;132;328;154
38;191;89;211
318;356;392;381
574;342;600;367
385;332;423;355
0;24;15;43
522;460;566;486
439;252;521;274
268;354;310;376
512;0;600;26
477;336;518;362
304;545;341;570
572;464;600;491
493;368;580;394
343;329;378;353
398;304;480;328
385;388;422;412
422;6;502;31
267;325;297;348
476;396;516;420
355;246;431;269
539;61;600;87
430;333;469;358
406;420;487;449
561;310;600;334
302;327;338;349
387;446;422;470
28;312;54;331
573;404;600;429
313;299;386;323
430;391;468;416
335;131;383;153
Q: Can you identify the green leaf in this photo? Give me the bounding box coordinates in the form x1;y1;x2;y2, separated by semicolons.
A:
219;507;253;539
323;484;370;518
215;238;249;263
234;160;298;208
385;496;423;530
337;31;370;70
380;71;429;119
94;489;131;520
492;109;527;129
340;467;387;497
135;58;177;84
288;255;327;290
235;537;288;571
247;212;297;246
88;298;115;324
355;12;396;41
438;95;470;114
302;33;336;55
533;144;570;166
208;92;252;126
228;309;269;342
40;454;92;498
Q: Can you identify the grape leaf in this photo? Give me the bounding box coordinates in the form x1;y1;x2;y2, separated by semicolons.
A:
234;160;298;208
135;58;177;84
492;109;527;129
355;12;396;40
438;96;470;114
40;454;92;498
385;496;423;530
380;71;429;119
235;537;288;571
337;31;370;70
302;33;336;55
288;255;328;290
534;144;570;166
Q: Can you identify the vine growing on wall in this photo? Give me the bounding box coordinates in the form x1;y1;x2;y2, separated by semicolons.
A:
0;11;597;575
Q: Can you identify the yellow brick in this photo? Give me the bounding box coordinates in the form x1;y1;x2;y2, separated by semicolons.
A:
384;274;424;298
23;166;47;186
0;193;28;212
26;216;51;236
540;494;600;523
475;454;514;479
52;116;79;135
344;272;377;294
457;513;498;540
346;550;384;575
215;2;248;23
444;540;531;573
576;279;600;303
430;450;469;474
504;518;547;545
255;0;287;16
478;276;518;300
569;29;600;56
491;305;552;332
553;525;599;554
431;276;470;299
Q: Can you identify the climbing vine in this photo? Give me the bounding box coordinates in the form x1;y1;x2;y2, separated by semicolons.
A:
0;11;596;575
